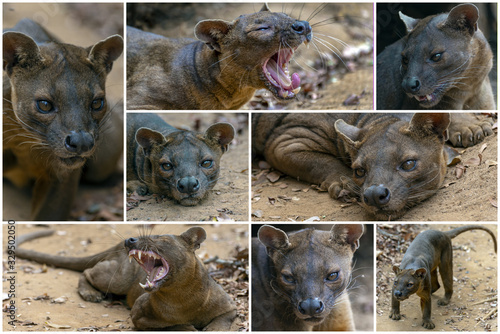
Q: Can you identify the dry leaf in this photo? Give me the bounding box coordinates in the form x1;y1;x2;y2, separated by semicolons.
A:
266;171;281;183
251;210;263;218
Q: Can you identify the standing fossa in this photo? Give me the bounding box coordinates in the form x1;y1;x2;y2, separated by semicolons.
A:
390;225;497;329
377;4;495;109
3;19;123;220
126;4;311;109
253;113;493;220
15;227;237;330
252;224;364;331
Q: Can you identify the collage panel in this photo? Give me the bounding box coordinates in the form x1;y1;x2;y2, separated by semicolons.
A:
125;112;249;221
126;2;373;111
251;223;373;331
3;223;249;331
376;3;497;110
376;223;497;331
3;3;124;221
251;113;497;222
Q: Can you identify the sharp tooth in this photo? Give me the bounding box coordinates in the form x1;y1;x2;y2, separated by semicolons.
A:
129;255;133;263
426;95;432;101
281;90;288;98
139;282;146;289
292;87;301;95
138;251;141;260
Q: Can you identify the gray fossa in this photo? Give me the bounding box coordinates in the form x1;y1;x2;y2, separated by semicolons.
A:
3;19;123;220
253;113;493;220
127;113;234;206
126;4;311;110
252;224;364;331
15;228;237;331
377;4;495;110
390;225;497;329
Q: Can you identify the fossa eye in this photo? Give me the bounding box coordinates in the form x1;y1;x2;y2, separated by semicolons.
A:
36;100;54;113
326;271;339;282
161;162;173;171
430;53;442;62
400;160;417;171
281;273;295;284
91;98;105;111
354;168;366;178
201;160;213;168
401;55;409;65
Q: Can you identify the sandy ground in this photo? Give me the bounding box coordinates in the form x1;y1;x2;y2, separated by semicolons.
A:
127;3;374;110
376;224;497;331
3;3;124;221
2;224;249;331
125;113;249;222
251;116;497;222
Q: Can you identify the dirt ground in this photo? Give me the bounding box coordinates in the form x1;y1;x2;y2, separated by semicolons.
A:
2;224;249;331
3;3;124;221
127;3;374;110
126;113;249;222
251;116;498;222
376;224;498;331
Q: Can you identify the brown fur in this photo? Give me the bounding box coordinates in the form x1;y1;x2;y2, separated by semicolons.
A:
252;224;363;331
390;225;497;329
252;113;493;220
3;19;123;220
15;227;237;331
126;4;311;110
126;113;234;206
377;4;495;110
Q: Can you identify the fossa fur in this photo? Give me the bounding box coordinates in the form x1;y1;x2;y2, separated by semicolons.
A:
377;4;495;109
126;4;311;109
3;19;123;220
15;227;237;330
390;225;497;329
252;224;363;331
253;113;493;220
126;113;234;206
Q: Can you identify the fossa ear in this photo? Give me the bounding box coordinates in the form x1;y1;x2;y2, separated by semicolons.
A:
205;123;235;153
330;224;364;251
194;19;232;53
181;227;207;250
135;127;167;157
88;35;123;73
399;12;420;33
258;225;290;252
334;119;364;152
440;4;479;36
3;31;42;75
407;113;451;142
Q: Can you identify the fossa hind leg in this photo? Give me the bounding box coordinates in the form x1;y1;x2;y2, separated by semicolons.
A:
437;247;453;305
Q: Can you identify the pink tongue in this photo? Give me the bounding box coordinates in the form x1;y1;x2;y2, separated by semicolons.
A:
291;73;300;90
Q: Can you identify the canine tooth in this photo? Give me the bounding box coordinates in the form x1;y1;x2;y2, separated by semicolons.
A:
292;87;301;95
138;252;141;260
426;95;432;101
139;282;146;289
129;255;133;263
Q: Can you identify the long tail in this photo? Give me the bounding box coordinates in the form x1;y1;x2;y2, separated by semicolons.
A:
14;229;116;272
444;225;497;253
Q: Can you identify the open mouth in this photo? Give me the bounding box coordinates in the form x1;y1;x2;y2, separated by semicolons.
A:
410;85;445;108
262;48;301;99
128;249;169;290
